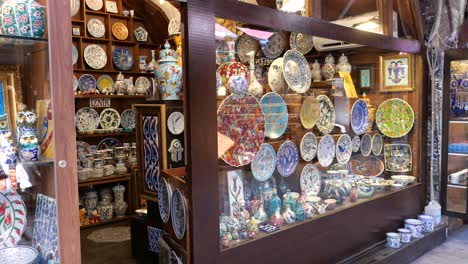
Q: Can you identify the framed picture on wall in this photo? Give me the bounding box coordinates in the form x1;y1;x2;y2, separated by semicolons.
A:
379;53;414;92
359;67;372;89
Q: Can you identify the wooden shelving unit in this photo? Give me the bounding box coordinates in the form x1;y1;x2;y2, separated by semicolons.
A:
80;215;130;229
75;94;147;99
78;173;133;187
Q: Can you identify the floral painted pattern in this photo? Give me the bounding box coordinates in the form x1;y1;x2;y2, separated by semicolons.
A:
1;0;46;38
376;98;414;138
148;226;164;253
0;189;26;249
32;194;59;263
143;115;160;192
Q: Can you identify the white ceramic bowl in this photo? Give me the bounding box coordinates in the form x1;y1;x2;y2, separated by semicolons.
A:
391;175;416;186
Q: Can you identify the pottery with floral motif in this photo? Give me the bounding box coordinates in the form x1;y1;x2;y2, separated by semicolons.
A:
155;41;183;100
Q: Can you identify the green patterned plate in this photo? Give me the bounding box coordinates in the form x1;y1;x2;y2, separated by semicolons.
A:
376;98;414;138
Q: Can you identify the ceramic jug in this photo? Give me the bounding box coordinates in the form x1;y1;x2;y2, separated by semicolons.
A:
246;51;263;97
268;188;282;217
336;53;352;73
155;41;183;100
321;54;336;81
312;59;322;82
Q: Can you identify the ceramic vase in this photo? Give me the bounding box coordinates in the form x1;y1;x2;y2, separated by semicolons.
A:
321;54;335;81
282;205;296;224
113;185;127;217
336;53;352;73
93;159;104;178
155;41;183;100
126;77;135;95
97;201;113;220
293;198;305;221
268;189;282;218
139;56;148;73
99;188;113;204
16;110;40;161
147;50;157;73
2;0;46;38
115;155;127;175
247;51;263;97
270;207;284;227
247;217;258;238
115;72;127;95
312;60;322;82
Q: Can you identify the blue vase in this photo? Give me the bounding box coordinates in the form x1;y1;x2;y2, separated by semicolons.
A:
155;41;183;100
16;110;40;161
1;0;46;38
268;189;282;217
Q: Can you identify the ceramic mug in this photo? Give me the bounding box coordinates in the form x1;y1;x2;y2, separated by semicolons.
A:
386;232;401;248
404;219;424;238
418;214;435;233
398;228;412;243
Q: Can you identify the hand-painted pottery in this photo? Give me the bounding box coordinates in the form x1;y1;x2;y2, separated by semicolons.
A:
336;134;352;164
1;0;46;38
360;133;372;157
216;39;236;65
376;98;414;138
351;135;360;152
236;33;259;64
418;214;435;233
0;132;17;165
276;141;299;177
134;26;148;42
261;31;285;59
311;60;322;82
371;133;383;155
135;76;151;95
317;135;335;167
87;18;105;38
260;92;288;139
282;49;311;93
73;75;78;91
289;32;314;55
300;96;320;129
78;74;97;93
217;60;249;87
158;176;172;224
155;42;183;100
96;201;113;220
99;108;120;129
383;144;412;172
228;74;248;95
349;155;384;177
84;44;107;70
72;45;79;65
0;246;38;263
0;189;27;248
321;54;335;81
217;94;265;167
111;22;129;40
391;175;416;185
167;111;184;135
70;0;80;16
316;95;336;134
300;132;317;161
336;54;352;73
142;116;160;191
300;164;321;196
268;58;286;93
120;109;135;129
404;219;424;238
75;107;99;131
398;228;412;243
97;138;122;150
97;75;114;94
171;189;187;239
86;0;103;10
251;143;276;181
351;99;369;135
386;232;401;249
113;47;134;71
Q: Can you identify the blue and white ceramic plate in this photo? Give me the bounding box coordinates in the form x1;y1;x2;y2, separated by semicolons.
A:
317;135;335;167
300;164;321;196
72;45;78;65
316;95;336;134
300;132;317;161
251;143;277;181
121;109;136;129
158;177;172;224
112;47;134;71
336;134;352;164
171;189;187;240
289;32;314;55
360;133;372;157
276;141;299;177
97;138;123;150
372;133;383;155
228;74;248;95
84;44;107;70
260;92;288;139
282;49;311;93
351;135;360;153
78;74;97;93
261;31;285;59
383;144;412;172
236;33;259;64
73;75;78;91
351;99;369;135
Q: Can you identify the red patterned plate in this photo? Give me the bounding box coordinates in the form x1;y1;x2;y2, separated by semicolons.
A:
0;189;26;248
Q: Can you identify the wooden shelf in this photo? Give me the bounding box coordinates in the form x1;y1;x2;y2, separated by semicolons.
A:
85;10;109;16
72;19;85;24
162;167;186;184
78;173;133;187
448;152;468;157
20;158;55;168
112;39;137;46
448;184;467;189
80;37;111;43
73;69;154;76
75;94;147;99
310;81;333;89
80;215;130;229
76;131;135;139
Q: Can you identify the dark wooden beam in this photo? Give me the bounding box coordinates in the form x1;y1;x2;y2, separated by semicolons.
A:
377;0;394;36
306;0;322;18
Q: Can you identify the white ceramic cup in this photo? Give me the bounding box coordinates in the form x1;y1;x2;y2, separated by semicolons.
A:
449;173;460;184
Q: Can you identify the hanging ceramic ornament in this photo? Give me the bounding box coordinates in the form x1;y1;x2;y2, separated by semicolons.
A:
247;51;263;97
321;54;335;81
336;53;352;73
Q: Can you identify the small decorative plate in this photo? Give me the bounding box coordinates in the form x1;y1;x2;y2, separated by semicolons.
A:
260;92;288;139
349;155;384;177
158;177;172;224
217;94;265;167
97;75;114;94
251;143;276;181
99;108;121;129
290;32;314;55
120;109;135;129
0;189;27;249
87;18;105;38
113;47;134;71
376;98;415;138
316;95;336;134
97;138;123;150
0;246;38;263
73;75;78;91
75;107;99;131
282;49;311;93
134;26;148;42
135;77;151;94
72;45;78;65
167;111;184;135
372;133;383;155
112;22;129;40
268;58;286;93
351;135;360;152
70;0;80;16
351;99;369;135
171;189;187;240
84;44;107;70
276;141;299;177
261;31;285;59
300;96;320;129
236;33;259;64
86;0;103;11
336;134;352;164
78;74;97;93
360;133;372;157
317;135;335;167
300;132;317;161
300;164;321;196
383;144;412;172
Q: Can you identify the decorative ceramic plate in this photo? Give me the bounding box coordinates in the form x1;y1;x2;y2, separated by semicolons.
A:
72;45;78;65
134;26;148;42
99;108;121;129
300;96;320;129
351;135;360;152
251;143;276;181
97;138;123;150
349;155;384;177
300;164;321;196
372;133;383;155
217;94;265;167
158;177;172;224
0;189;26;249
383;144;412;172
351;99;369;135
255;65;268;85
135;77;151;94
336;134;352;164
290;32;314;55
75;107;99;131
282;49;311;93
261;31;285;59
171;189;187;240
120;109;135;129
78;74;97;93
276;141;299;177
260;92;288;139
73;75;78;91
360;133;372;157
316;95;336;134
217;61;249;86
228;74;248;95
113;47;134;71
317;135;335;167
376;98;415;138
167;111;184;135
268;58;286;93
0;246;38;262
70;0;80;16
86;0;103;11
236;33;259;64
300;132;317;161
97;75;114;94
112;22;129;40
84;45;107;70
87;18;105;38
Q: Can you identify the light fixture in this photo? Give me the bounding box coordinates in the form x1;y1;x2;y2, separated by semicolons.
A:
353;16;380;31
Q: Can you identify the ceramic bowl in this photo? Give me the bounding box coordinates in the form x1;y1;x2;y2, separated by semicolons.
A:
307;195;321;205
324;198;337;210
391;175;416;186
386;232;401;248
371;180;394;191
78;169;89;181
404;218;424;238
398;228;412;243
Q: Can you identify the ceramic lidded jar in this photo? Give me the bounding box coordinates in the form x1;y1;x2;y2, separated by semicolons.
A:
321;54;336;81
155;41;183;100
114;155;128;175
114;72;127;95
84;190;98;211
312;59;322;82
97;201;113;220
113;184;128;217
336;53;352;73
2;0;46;38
